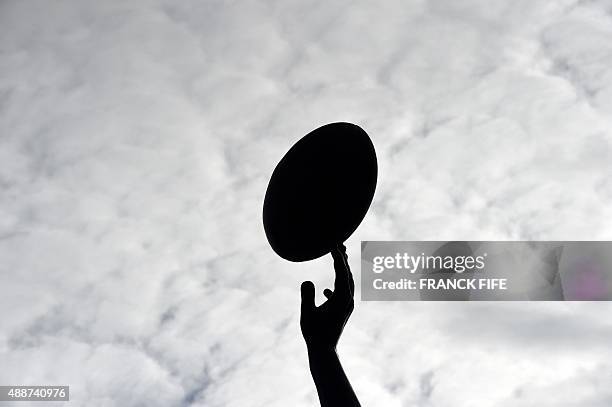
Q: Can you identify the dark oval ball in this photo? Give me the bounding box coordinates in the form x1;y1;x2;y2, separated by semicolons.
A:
263;122;377;262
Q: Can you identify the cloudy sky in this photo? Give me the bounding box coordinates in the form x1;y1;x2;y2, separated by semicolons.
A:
1;0;612;406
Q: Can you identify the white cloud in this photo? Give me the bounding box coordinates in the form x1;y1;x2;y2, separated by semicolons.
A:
1;0;612;406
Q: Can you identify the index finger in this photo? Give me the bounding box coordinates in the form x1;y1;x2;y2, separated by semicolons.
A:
331;244;351;298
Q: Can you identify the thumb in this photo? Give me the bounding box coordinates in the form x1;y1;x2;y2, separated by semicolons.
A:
300;281;315;313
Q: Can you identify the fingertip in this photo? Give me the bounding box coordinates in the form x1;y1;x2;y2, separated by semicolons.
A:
301;281;315;299
323;288;333;299
301;280;314;291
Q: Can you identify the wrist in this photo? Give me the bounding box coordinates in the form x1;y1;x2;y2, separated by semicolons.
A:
306;341;337;355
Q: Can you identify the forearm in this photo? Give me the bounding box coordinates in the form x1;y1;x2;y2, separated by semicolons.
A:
307;344;361;407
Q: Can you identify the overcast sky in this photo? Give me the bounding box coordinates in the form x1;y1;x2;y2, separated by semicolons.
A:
1;0;612;406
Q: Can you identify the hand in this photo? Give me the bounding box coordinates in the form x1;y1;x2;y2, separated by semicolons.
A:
300;244;361;406
300;243;355;350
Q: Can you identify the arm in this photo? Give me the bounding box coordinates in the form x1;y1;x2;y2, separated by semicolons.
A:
306;345;360;407
300;244;361;407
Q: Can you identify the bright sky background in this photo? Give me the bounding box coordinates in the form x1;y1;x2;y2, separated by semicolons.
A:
1;1;612;406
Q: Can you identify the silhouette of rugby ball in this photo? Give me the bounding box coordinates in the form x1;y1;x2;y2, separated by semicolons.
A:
263;122;377;262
